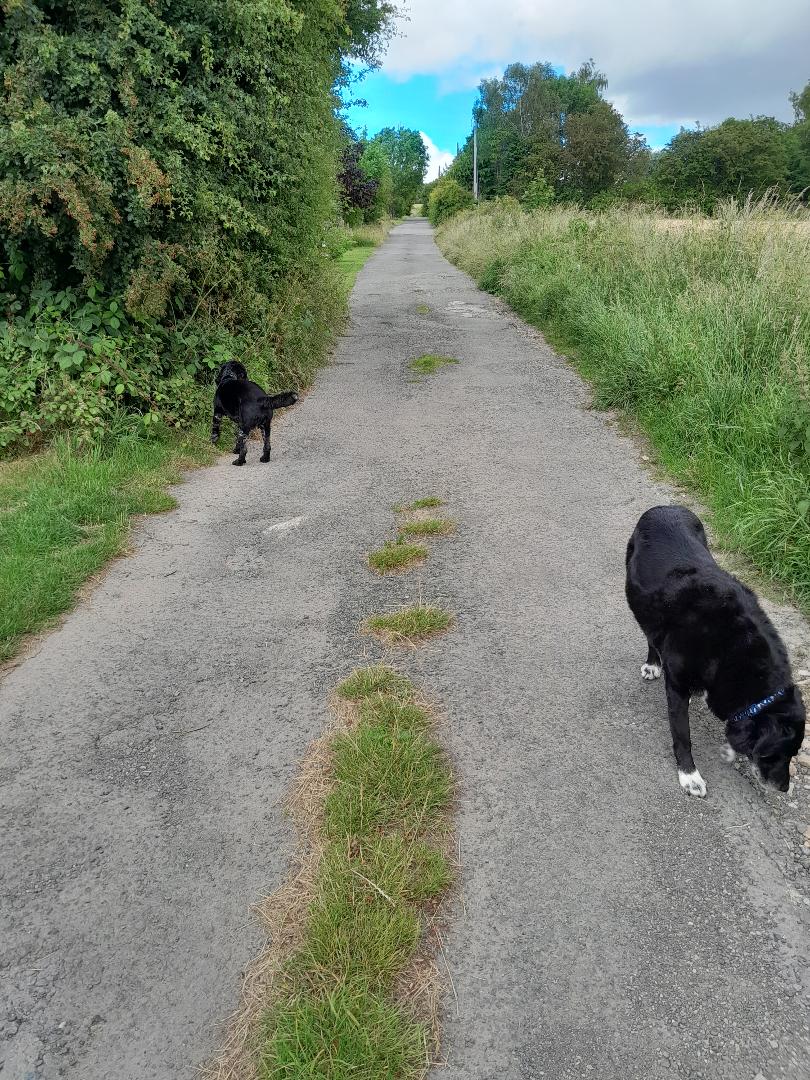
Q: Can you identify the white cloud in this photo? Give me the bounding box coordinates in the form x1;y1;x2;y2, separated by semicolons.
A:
386;0;810;126
420;131;455;182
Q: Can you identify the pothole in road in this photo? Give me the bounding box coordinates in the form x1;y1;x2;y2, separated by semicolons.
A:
446;300;493;319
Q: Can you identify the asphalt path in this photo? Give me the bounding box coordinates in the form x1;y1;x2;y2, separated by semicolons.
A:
2;220;809;1080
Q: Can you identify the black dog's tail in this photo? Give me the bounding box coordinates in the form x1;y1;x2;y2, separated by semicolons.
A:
260;391;298;412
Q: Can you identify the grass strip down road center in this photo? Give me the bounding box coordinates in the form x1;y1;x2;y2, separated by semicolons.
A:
257;665;455;1077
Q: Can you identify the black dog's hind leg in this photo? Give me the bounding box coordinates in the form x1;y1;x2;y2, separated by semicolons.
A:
641;641;662;681
664;671;706;797
211;410;224;444
259;417;272;463
232;429;249;466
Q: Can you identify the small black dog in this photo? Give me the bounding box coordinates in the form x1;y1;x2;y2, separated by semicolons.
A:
211;361;298;466
626;505;805;797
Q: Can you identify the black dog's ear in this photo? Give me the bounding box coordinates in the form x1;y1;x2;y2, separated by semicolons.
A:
727;713;757;756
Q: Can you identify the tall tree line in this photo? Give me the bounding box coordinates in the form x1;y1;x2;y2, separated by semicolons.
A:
443;61;810;211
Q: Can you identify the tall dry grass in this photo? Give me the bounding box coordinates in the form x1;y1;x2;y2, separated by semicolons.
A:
438;197;810;607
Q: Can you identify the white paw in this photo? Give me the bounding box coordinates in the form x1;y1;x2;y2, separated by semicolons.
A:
641;663;662;680
678;769;707;798
720;743;736;764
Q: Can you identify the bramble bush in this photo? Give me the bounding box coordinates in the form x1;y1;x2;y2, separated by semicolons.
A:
0;278;230;447
0;0;395;451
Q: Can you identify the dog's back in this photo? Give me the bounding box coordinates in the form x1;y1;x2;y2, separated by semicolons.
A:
626;505;779;681
215;378;264;415
211;368;298;465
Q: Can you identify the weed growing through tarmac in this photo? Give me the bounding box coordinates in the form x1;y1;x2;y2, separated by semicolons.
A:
336;663;414;702
367;500;453;577
415;303;431;314
253;667;455;1078
363;604;454;645
368;540;428;574
397;517;455;540
394;496;444;511
409;354;459;375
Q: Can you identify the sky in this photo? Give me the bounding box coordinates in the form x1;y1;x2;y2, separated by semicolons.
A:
344;0;810;181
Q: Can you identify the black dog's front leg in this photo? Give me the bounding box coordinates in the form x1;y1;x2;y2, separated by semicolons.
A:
641;640;662;681
664;671;706;797
232;429;249;466
260;416;272;463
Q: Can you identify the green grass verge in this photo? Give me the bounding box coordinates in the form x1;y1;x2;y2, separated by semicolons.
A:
259;667;454;1077
368;539;428;574
397;517;454;539
335;243;379;290
334;220;396;290
0;429;214;663
438;201;810;610
409;354;459;375
363;604;454;645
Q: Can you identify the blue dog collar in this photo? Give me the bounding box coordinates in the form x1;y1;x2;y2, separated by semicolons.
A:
729;687;788;725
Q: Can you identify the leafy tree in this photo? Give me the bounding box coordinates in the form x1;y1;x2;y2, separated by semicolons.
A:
359;141;393;221
561;100;629;199
787;80;810;194
458;60;634;203
338;135;379;223
653;117;790;209
369;127;428;215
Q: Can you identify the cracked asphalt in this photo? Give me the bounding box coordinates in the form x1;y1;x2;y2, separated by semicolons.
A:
2;220;809;1080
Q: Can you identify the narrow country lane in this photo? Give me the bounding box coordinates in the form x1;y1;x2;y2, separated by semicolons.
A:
2;220;809;1080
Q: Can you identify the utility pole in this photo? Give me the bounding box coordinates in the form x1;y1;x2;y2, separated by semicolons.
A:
473;122;479;201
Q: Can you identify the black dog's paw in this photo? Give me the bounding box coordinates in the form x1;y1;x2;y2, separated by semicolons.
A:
259;452;270;463
231;445;240;454
232;458;246;466
210;435;219;445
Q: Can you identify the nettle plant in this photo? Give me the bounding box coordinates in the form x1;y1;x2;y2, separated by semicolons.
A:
0;280;222;449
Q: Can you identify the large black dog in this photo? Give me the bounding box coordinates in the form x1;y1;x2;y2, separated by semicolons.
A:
626;505;805;798
211;361;298;466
